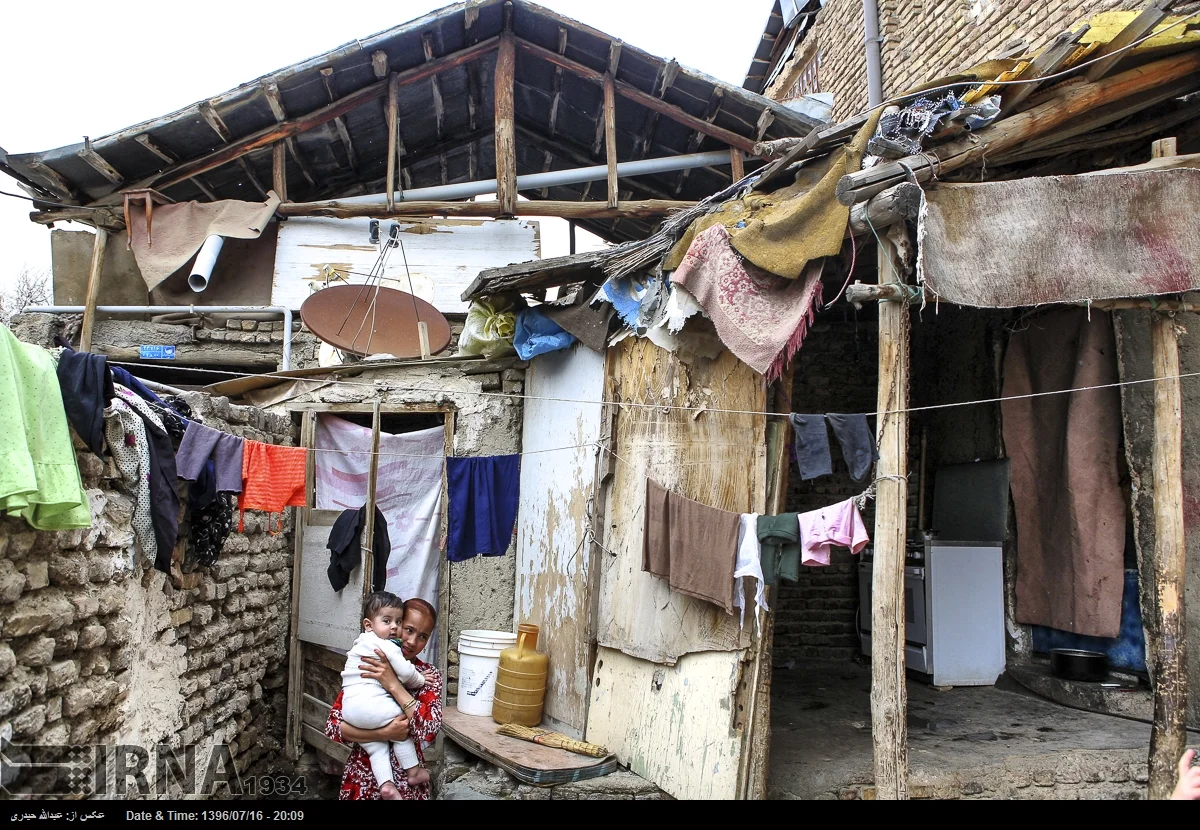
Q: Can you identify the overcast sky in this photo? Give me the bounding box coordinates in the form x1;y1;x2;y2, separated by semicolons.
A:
0;0;774;290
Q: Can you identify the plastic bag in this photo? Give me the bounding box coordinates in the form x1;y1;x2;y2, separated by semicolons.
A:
458;299;518;358
514;308;576;360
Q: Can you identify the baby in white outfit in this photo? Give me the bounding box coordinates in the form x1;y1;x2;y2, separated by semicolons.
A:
341;591;431;797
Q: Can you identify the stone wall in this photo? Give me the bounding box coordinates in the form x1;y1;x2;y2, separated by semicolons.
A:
0;334;298;798
766;0;1149;122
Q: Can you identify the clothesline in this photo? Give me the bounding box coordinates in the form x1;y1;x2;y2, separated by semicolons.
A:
110;360;1200;422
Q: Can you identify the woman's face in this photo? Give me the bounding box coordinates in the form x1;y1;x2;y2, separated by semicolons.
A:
398;608;435;661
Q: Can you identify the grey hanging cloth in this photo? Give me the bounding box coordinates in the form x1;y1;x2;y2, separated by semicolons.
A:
789;414;832;480
826;413;878;483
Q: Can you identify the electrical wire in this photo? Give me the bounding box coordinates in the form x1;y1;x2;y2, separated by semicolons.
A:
107;356;1200;421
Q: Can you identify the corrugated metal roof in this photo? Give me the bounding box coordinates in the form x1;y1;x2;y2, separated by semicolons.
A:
3;0;820;244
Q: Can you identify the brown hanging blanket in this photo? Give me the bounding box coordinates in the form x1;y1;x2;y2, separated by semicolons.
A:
1003;308;1125;637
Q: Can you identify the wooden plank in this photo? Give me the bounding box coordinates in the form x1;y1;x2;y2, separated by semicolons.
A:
1000;27;1089;116
1086;0;1175;81
101;38;499;202
371;50;388;80
675;90;725;196
422;33;447;140
302;641;347;674
302;691;334;732
319;68;359;172
134;134;176;164
548;27;568;137
301;724;349;764
385;71;400;212
442;709;617;785
515;38;761;155
836;49;1200;205
495;32;518;215
263;83;317;188
272;142;288;202
78;228;108;352
871;229;911;800
729;148;745;182
277;198;695;220
1147;135;1188;800
361;401;382;600
198;102;232;142
28;161;81;203
603;73;619;209
286;411;315;761
236;158;270;199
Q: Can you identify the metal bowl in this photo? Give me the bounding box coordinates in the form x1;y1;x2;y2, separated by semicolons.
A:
1050;648;1109;683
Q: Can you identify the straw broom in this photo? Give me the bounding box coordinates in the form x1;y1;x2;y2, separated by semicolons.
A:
495;724;610;758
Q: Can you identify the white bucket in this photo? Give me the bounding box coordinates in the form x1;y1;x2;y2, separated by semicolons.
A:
456;630;517;716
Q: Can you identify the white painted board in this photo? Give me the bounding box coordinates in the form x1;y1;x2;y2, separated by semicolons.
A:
514;344;605;738
272;216;541;314
928;544;1006;686
298;510;363;651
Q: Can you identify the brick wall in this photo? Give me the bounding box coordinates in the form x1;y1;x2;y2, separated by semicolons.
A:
777;319;878;662
0;339;298;798
767;0;1148;122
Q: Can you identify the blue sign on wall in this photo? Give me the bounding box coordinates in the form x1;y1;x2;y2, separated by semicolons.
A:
139;345;176;360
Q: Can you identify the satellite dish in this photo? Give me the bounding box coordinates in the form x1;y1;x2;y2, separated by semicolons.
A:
301;285;452;358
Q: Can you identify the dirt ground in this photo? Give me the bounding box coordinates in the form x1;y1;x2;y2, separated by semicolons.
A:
768;659;1153;799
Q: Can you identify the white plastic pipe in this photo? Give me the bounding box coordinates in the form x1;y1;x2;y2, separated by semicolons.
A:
23;305;294;371
189;235;225;292
332;150;735;207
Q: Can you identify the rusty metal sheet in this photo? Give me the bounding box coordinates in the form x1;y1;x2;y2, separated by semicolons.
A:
917;168;1200;308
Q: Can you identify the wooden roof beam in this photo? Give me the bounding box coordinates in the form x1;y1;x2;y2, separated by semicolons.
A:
198;102;232;142
134;134;176;164
319;67;359;172
262;83;317;189
674;89;725;195
277;198;695;220
371;50;389;80
78;136;124;185
548;27;568;138
28;161;82;203
98;36;500;204
516;37;761;155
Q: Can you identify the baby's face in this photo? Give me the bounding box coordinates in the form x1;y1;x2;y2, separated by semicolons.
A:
364;606;405;640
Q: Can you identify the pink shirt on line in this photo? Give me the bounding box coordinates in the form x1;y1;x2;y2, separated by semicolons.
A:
798;499;869;567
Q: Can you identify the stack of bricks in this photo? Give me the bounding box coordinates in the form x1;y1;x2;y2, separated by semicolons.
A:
0;386;298;799
767;0;1149;123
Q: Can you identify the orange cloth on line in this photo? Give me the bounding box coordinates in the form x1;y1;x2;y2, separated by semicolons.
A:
239;441;307;532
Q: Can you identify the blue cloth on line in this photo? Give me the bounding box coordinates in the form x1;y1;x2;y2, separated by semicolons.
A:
446;455;521;562
514;308;576;360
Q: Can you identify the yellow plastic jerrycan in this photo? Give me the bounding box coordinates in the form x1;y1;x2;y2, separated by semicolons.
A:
491;623;549;726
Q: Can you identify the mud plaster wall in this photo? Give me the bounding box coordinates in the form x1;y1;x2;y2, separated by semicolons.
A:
1113;308;1200;728
271;361;524;699
0;327;299;797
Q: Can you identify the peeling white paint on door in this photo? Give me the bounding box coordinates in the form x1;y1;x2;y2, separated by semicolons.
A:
586;646;747;800
272;216;541;313
585;335;767;800
515;344;605;737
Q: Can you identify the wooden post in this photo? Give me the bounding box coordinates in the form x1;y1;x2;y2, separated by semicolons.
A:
494;32;518;215
871;229;910;800
286;411;316;760
604;72;619;209
385;72;401;212
730;148;745;182
1147;135;1188;800
79;228;108;352
361;400;383;600
272;141;288;203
